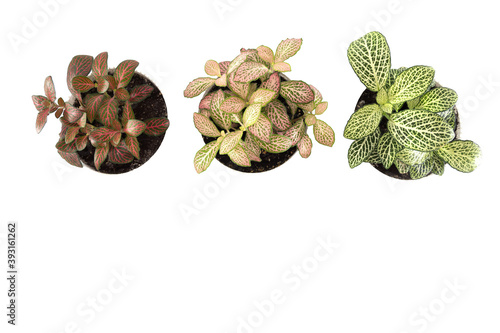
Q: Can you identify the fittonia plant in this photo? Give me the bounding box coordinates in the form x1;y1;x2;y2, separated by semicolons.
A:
32;52;169;170
345;31;481;179
184;38;335;173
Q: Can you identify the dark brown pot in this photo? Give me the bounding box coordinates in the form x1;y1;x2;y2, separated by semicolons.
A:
354;84;460;180
201;75;302;173
74;71;169;174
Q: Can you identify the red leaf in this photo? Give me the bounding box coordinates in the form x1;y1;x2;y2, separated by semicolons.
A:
115;87;130;101
56;139;77;153
36;109;49;133
75;135;89;151
44;76;56;102
72;76;94;93
125;119;146;137
83;94;104;123
89;127;119;143
111;132;121;147
32;95;50;112
98;97;119;127
121;101;135;127
92;52;108;77
65;126;80;144
67;55;93;101
144;117;169;136
114;60;139;89
125;136;140;159
105;75;117;90
64;103;84;123
58;151;82;168
129;84;153;103
94;143;109;170
96;76;109;94
55;108;64;119
108;140;134;164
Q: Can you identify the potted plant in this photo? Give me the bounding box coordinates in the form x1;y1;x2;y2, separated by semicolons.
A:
344;31;481;179
32;52;169;174
184;38;335;174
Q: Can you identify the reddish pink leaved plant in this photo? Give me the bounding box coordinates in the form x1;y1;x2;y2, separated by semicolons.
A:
32;52;169;170
184;39;335;173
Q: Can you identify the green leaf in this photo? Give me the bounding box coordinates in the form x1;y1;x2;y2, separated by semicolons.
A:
409;158;434;180
347;31;391;92
144;117;169;136
193;113;220;137
32;95;50;112
125;135;140;159
364;147;382;164
210;90;233;130
297;134;313;158
275;38;302;63
436;140;481;173
388;66;435;104
249;88;276;106
72;76;94;93
343;104;383;140
248;114;273;143
94;143;109;170
376;88;389;105
305;114;317;126
65;126;80;144
114;60;139;89
394;159;410;174
416;87;458;113
377;132;403;169
285;119;305;145
92;52;108;77
388;109;455;151
234;61;269;83
205;60;221;77
264;100;291;131
115;88;130;101
108;140;134;164
438;108;456;129
194;140;220;173
242;103;262;128
125;119;146;137
396;148;432;166
280;80;314;104
184;77;216;98
260;72;281;95
348;128;380;168
44;76;56;102
431;153;445;176
67;55;93;102
75;134;88;151
98;97;119;127
220;96;246;114
407;97;421;110
220;130;243;155
313;120;335;147
58;151;82;168
254;134;293;154
385;67;406;90
36;109;49;134
257;45;274;64
129;84;154;103
228;143;251;167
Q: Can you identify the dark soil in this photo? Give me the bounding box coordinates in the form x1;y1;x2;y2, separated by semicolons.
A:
355;85;460;180
76;71;168;174
201;75;302;173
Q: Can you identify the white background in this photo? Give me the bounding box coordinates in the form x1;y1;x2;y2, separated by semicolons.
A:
1;0;499;332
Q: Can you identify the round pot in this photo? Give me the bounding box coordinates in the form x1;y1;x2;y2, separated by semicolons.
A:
201;74;302;173
354;84;460;180
72;71;169;174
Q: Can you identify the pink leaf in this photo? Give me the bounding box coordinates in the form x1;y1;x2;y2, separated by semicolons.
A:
227;143;251;167
272;62;291;72
297;134;313;158
193;113;221;137
280;80;314;104
227;71;251;100
199;91;215;110
234;61;269;83
210;89;232;130
264;100;291;131
249;88;276;106
205;60;221;77
184;77;216;98
260;72;281;94
257;45;274;64
248;113;272;143
313;119;335;147
44;76;56;102
285;119;305;145
275;38;303;63
220;96;246;114
219;61;230;75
